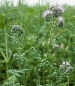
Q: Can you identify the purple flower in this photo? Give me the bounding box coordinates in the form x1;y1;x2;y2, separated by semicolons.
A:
58;16;64;27
43;10;53;17
43;10;53;21
50;4;64;17
54;4;64;12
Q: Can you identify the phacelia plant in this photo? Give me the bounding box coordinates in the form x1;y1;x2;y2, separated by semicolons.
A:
11;25;24;36
43;3;64;27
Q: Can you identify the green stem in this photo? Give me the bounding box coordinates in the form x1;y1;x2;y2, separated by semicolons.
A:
5;26;9;79
5;26;8;62
43;66;44;86
17;36;22;86
67;74;69;86
6;62;9;79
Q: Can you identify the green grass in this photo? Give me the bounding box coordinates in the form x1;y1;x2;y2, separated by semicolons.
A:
0;0;75;86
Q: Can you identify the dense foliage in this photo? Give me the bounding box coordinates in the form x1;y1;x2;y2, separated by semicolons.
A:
0;1;75;86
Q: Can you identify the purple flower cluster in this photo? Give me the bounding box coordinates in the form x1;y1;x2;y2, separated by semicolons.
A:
43;4;64;27
43;10;53;21
50;4;64;17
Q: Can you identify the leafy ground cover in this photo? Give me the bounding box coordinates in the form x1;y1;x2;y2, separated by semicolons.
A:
0;0;75;86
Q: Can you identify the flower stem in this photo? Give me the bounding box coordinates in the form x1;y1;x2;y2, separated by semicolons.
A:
6;62;9;79
5;25;9;79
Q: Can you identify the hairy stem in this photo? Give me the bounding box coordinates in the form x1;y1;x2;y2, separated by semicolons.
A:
6;62;9;79
5;25;9;79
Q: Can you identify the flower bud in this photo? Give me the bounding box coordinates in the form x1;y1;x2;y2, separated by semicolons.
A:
58;16;64;27
59;61;73;72
11;25;24;36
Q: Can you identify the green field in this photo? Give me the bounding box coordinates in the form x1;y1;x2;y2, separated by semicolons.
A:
0;0;75;86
